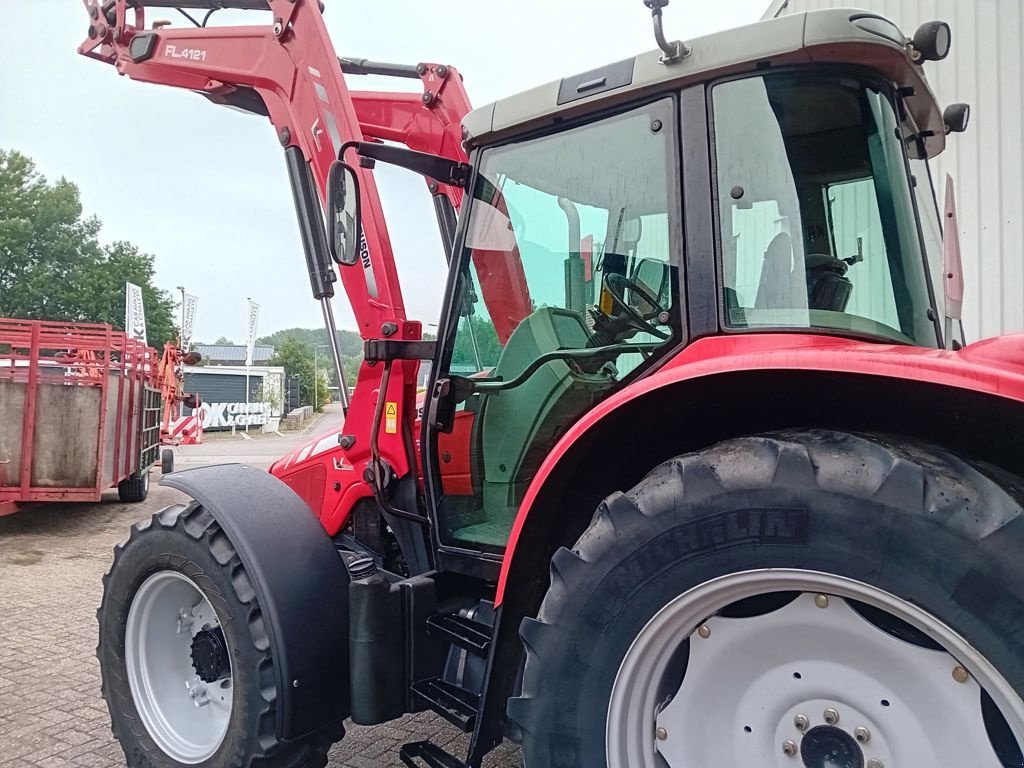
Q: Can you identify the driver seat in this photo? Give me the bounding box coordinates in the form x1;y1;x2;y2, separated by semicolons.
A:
471;307;615;541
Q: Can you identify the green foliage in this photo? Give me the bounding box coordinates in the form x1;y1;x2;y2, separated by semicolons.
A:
259;326;363;393
451;313;502;370
0;149;177;347
269;337;330;412
254;380;283;413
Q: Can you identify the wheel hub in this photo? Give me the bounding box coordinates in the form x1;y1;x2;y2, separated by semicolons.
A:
606;571;1024;768
191;627;229;683
800;725;863;768
124;570;233;763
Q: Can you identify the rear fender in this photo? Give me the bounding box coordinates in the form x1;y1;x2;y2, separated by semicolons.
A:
161;463;350;740
497;333;1024;605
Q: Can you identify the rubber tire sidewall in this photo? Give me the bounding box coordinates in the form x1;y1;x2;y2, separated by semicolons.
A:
100;506;272;768
516;476;1024;767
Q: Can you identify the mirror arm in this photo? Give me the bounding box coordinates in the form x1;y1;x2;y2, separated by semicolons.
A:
354;142;472;188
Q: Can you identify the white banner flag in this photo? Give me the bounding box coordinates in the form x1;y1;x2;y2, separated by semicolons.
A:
125;282;147;345
181;293;199;351
244;299;260;366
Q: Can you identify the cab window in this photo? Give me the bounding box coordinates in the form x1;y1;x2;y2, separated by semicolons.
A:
437;97;680;552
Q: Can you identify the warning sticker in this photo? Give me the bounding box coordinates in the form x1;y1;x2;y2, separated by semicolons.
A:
385;401;398;434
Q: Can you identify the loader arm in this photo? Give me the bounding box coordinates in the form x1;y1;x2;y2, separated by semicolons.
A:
78;0;474;493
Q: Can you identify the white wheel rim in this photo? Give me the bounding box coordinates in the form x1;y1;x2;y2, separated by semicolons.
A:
607;569;1024;767
125;571;233;764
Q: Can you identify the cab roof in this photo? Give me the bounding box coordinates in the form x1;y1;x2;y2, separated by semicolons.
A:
462;8;946;159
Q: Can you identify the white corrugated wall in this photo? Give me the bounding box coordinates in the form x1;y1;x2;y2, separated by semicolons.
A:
765;0;1024;340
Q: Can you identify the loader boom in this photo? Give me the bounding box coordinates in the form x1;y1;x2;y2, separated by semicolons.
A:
79;0;472;498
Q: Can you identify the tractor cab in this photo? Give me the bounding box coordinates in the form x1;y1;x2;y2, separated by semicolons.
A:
400;8;964;561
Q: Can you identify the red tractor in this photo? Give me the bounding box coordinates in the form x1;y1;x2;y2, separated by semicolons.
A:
81;2;1024;766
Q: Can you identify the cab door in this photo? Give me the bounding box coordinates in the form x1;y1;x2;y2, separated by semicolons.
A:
425;95;686;560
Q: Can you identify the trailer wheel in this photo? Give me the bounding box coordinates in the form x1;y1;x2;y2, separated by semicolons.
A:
118;470;150;503
161;449;174;474
98;502;342;768
510;431;1024;768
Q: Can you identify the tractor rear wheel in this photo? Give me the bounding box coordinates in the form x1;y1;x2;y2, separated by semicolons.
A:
97;501;342;768
510;431;1024;767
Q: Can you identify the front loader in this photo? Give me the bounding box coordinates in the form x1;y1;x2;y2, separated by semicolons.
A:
81;2;1024;766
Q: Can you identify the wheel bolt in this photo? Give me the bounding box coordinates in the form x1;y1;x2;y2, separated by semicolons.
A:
794;714;809;731
867;760;884;768
952;665;969;683
782;739;798;756
823;708;840;725
814;594;830;609
697;624;711;639
655;726;668;741
854;726;870;743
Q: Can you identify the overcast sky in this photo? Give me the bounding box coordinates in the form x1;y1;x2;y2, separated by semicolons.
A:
2;0;768;342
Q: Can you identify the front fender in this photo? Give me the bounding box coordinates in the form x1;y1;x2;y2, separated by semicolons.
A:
161;463;350;740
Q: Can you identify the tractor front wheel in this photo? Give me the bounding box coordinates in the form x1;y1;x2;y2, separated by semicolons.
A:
97;501;342;768
510;431;1024;767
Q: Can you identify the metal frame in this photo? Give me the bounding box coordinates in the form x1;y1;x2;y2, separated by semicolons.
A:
78;0;478;533
0;318;159;511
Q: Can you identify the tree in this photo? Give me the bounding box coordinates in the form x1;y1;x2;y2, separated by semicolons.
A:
451;314;502;370
213;336;235;345
0;148;177;347
258;326;362;356
259;326;363;393
269;337;329;411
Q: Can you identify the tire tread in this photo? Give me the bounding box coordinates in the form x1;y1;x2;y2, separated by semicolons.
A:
509;429;1024;765
98;501;341;768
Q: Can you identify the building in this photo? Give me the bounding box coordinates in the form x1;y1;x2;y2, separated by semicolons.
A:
183;365;285;432
193;343;275;366
764;0;1024;340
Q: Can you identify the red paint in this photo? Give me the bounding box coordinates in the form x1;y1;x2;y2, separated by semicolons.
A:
78;0;529;531
494;332;1024;605
582;235;594;282
437;410;476;496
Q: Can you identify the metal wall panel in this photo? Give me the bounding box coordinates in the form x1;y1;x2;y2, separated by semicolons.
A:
766;0;1024;340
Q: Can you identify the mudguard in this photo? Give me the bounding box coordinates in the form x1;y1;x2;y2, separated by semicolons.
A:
161;463;350;740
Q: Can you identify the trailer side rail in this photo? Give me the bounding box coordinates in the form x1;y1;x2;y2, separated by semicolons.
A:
0;318;159;508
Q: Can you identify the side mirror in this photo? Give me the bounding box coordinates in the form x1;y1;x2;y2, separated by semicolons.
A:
943;103;971;134
327;160;361;266
943;174;965;349
630;258;672;310
621;217;643;247
910;20;952;62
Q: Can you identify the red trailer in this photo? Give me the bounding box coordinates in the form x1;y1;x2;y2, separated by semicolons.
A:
0;318;161;516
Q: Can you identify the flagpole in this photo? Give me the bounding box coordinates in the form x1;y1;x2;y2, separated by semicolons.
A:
176;286;185;345
243;298;259;436
245;297;251;435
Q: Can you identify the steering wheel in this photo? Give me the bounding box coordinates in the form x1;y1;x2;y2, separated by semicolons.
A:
602;272;670;339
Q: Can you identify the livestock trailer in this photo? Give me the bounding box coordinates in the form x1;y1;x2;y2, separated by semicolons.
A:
0;318;160;515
